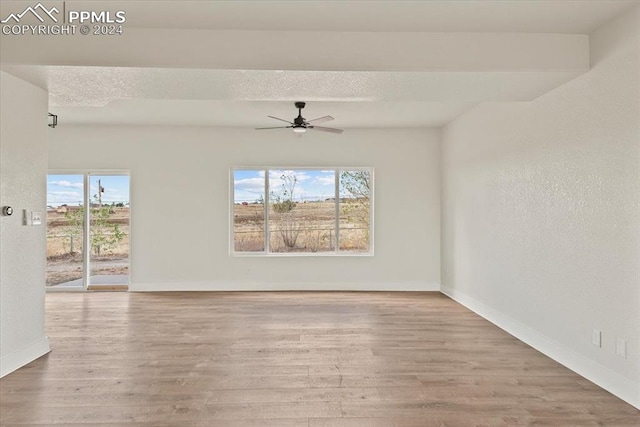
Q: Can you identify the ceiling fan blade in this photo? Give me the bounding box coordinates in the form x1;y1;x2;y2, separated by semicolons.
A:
307;115;334;124
267;115;293;124
255;126;292;130
309;125;344;134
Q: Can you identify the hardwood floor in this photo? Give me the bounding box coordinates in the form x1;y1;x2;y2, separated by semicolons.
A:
1;292;638;426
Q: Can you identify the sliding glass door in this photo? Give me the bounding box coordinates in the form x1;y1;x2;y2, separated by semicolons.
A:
46;172;130;290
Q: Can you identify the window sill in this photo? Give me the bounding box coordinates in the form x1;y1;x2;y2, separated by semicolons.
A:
230;251;374;257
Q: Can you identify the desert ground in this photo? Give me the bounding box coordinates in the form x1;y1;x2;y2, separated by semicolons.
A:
233;200;370;253
46;206;129;286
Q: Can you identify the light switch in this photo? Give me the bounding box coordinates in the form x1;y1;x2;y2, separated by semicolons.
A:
23;210;43;226
31;211;42;226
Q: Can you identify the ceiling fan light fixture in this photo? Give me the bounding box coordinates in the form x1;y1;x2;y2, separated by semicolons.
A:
255;102;343;134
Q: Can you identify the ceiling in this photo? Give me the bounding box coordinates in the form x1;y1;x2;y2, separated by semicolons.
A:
11;0;632;34
0;0;636;128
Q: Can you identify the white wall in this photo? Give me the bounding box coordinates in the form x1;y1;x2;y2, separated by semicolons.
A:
0;72;50;377
441;8;639;408
49;127;441;291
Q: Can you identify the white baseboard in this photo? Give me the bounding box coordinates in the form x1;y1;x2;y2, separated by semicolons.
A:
440;285;639;410
130;281;440;292
0;336;50;378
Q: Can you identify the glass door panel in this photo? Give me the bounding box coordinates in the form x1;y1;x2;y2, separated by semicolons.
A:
88;175;130;287
46;174;85;288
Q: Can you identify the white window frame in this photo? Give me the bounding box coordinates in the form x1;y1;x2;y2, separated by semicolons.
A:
230;167;374;257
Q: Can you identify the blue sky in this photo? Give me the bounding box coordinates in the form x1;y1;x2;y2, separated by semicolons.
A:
47;174;130;207
234;169;336;203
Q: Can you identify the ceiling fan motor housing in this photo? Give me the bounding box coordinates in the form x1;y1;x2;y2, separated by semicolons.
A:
294;102;307;127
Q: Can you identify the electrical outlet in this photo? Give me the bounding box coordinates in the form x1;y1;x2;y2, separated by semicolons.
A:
592;329;601;348
616;338;627;359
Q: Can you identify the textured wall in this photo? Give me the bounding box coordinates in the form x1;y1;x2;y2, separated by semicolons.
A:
49;126;441;291
0;72;50;376
441;8;639;406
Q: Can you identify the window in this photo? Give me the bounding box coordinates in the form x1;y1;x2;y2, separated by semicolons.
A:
232;168;373;255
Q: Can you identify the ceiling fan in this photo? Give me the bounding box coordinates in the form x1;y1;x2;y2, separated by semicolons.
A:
256;102;344;134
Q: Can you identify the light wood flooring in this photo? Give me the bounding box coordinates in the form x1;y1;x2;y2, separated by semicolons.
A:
1;292;638;426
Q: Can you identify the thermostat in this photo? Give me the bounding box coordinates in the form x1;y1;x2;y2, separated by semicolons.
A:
2;206;13;216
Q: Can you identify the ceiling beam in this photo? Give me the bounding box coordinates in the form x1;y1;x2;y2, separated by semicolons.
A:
1;30;588;72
